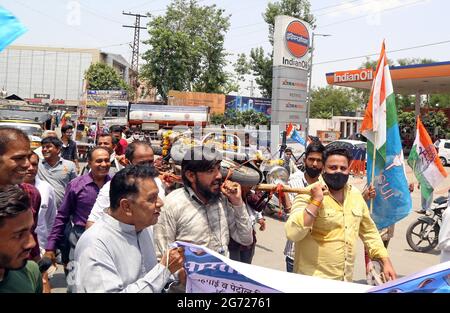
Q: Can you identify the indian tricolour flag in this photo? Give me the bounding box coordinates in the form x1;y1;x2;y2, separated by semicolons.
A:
360;41;412;229
407;117;447;201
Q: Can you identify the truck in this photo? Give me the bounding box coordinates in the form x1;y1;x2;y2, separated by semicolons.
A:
127;103;210;136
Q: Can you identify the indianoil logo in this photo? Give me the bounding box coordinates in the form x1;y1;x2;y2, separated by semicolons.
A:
285;20;310;58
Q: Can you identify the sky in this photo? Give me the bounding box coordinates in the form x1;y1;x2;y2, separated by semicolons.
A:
2;0;449;97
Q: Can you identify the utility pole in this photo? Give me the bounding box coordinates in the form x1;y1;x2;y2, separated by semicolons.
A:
122;12;148;93
305;33;331;144
245;80;255;97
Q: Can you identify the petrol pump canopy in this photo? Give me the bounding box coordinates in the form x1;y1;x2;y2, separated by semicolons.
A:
326;61;450;94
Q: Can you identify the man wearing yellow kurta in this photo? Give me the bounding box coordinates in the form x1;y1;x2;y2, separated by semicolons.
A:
285;143;397;282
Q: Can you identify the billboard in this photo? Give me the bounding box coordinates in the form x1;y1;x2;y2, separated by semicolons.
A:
225;95;271;117
168;90;225;114
86;90;128;106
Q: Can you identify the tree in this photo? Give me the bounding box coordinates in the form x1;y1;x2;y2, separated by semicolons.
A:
238;0;314;98
429;93;450;108
209;109;270;128
309;86;358;118
249;48;273;98
84;63;129;91
398;110;449;149
141;0;230;101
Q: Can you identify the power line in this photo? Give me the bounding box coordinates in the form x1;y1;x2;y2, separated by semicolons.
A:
13;0;102;43
314;39;450;65
317;0;426;29
316;0;377;17
313;0;363;12
78;1;124;25
122;12;148;88
126;0;160;11
227;0;367;32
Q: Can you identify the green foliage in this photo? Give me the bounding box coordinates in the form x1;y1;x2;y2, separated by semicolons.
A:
141;0;230;101
84;63;129;91
209;109;269;127
422;111;449;139
263;0;315;45
430;94;450;108
245;0;314;98
249;48;273;98
398;110;449;142
233;53;251;82
309;86;358;118
398;111;416;133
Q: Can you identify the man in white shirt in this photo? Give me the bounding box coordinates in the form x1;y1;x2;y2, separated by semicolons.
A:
282;141;325;272
73;165;184;293
23;152;57;251
86;141;165;228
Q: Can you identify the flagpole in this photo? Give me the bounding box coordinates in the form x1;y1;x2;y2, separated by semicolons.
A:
369;132;377;214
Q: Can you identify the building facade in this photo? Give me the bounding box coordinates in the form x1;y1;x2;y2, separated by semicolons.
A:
0;45;131;105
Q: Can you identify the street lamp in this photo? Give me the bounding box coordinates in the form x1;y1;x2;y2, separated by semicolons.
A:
305;32;331;144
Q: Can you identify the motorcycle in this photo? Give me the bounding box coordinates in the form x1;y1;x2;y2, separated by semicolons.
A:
406;196;447;252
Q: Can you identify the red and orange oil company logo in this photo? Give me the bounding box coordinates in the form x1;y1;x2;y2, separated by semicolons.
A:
285;20;310;58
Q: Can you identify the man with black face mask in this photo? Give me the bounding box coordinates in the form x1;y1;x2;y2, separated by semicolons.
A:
285;143;397;282
153;146;253;259
283;141;325;272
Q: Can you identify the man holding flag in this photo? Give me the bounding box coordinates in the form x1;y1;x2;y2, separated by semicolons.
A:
360;41;412;231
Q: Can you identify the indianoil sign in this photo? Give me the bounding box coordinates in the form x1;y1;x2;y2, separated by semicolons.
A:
273;16;311;70
332;69;374;83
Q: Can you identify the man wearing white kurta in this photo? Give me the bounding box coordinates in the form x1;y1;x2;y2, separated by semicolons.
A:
73;165;184;293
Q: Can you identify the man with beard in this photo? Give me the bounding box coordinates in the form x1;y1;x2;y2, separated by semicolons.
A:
285;143;397;282
154;146;253;258
0;185;42;293
283;141;324;272
44;147;111;287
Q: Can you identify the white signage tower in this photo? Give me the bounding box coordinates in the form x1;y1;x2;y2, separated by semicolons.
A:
271;15;311;153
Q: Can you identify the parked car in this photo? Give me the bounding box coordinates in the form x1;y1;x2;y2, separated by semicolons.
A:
329;139;367;152
0;120;43;150
436;139;450;166
328;139;367;176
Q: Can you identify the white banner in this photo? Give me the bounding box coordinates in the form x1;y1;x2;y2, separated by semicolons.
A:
176;242;450;293
176;242;370;293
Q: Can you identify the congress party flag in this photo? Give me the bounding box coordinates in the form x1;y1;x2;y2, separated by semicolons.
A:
360;41;412;229
286;123;306;146
407;116;447;202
